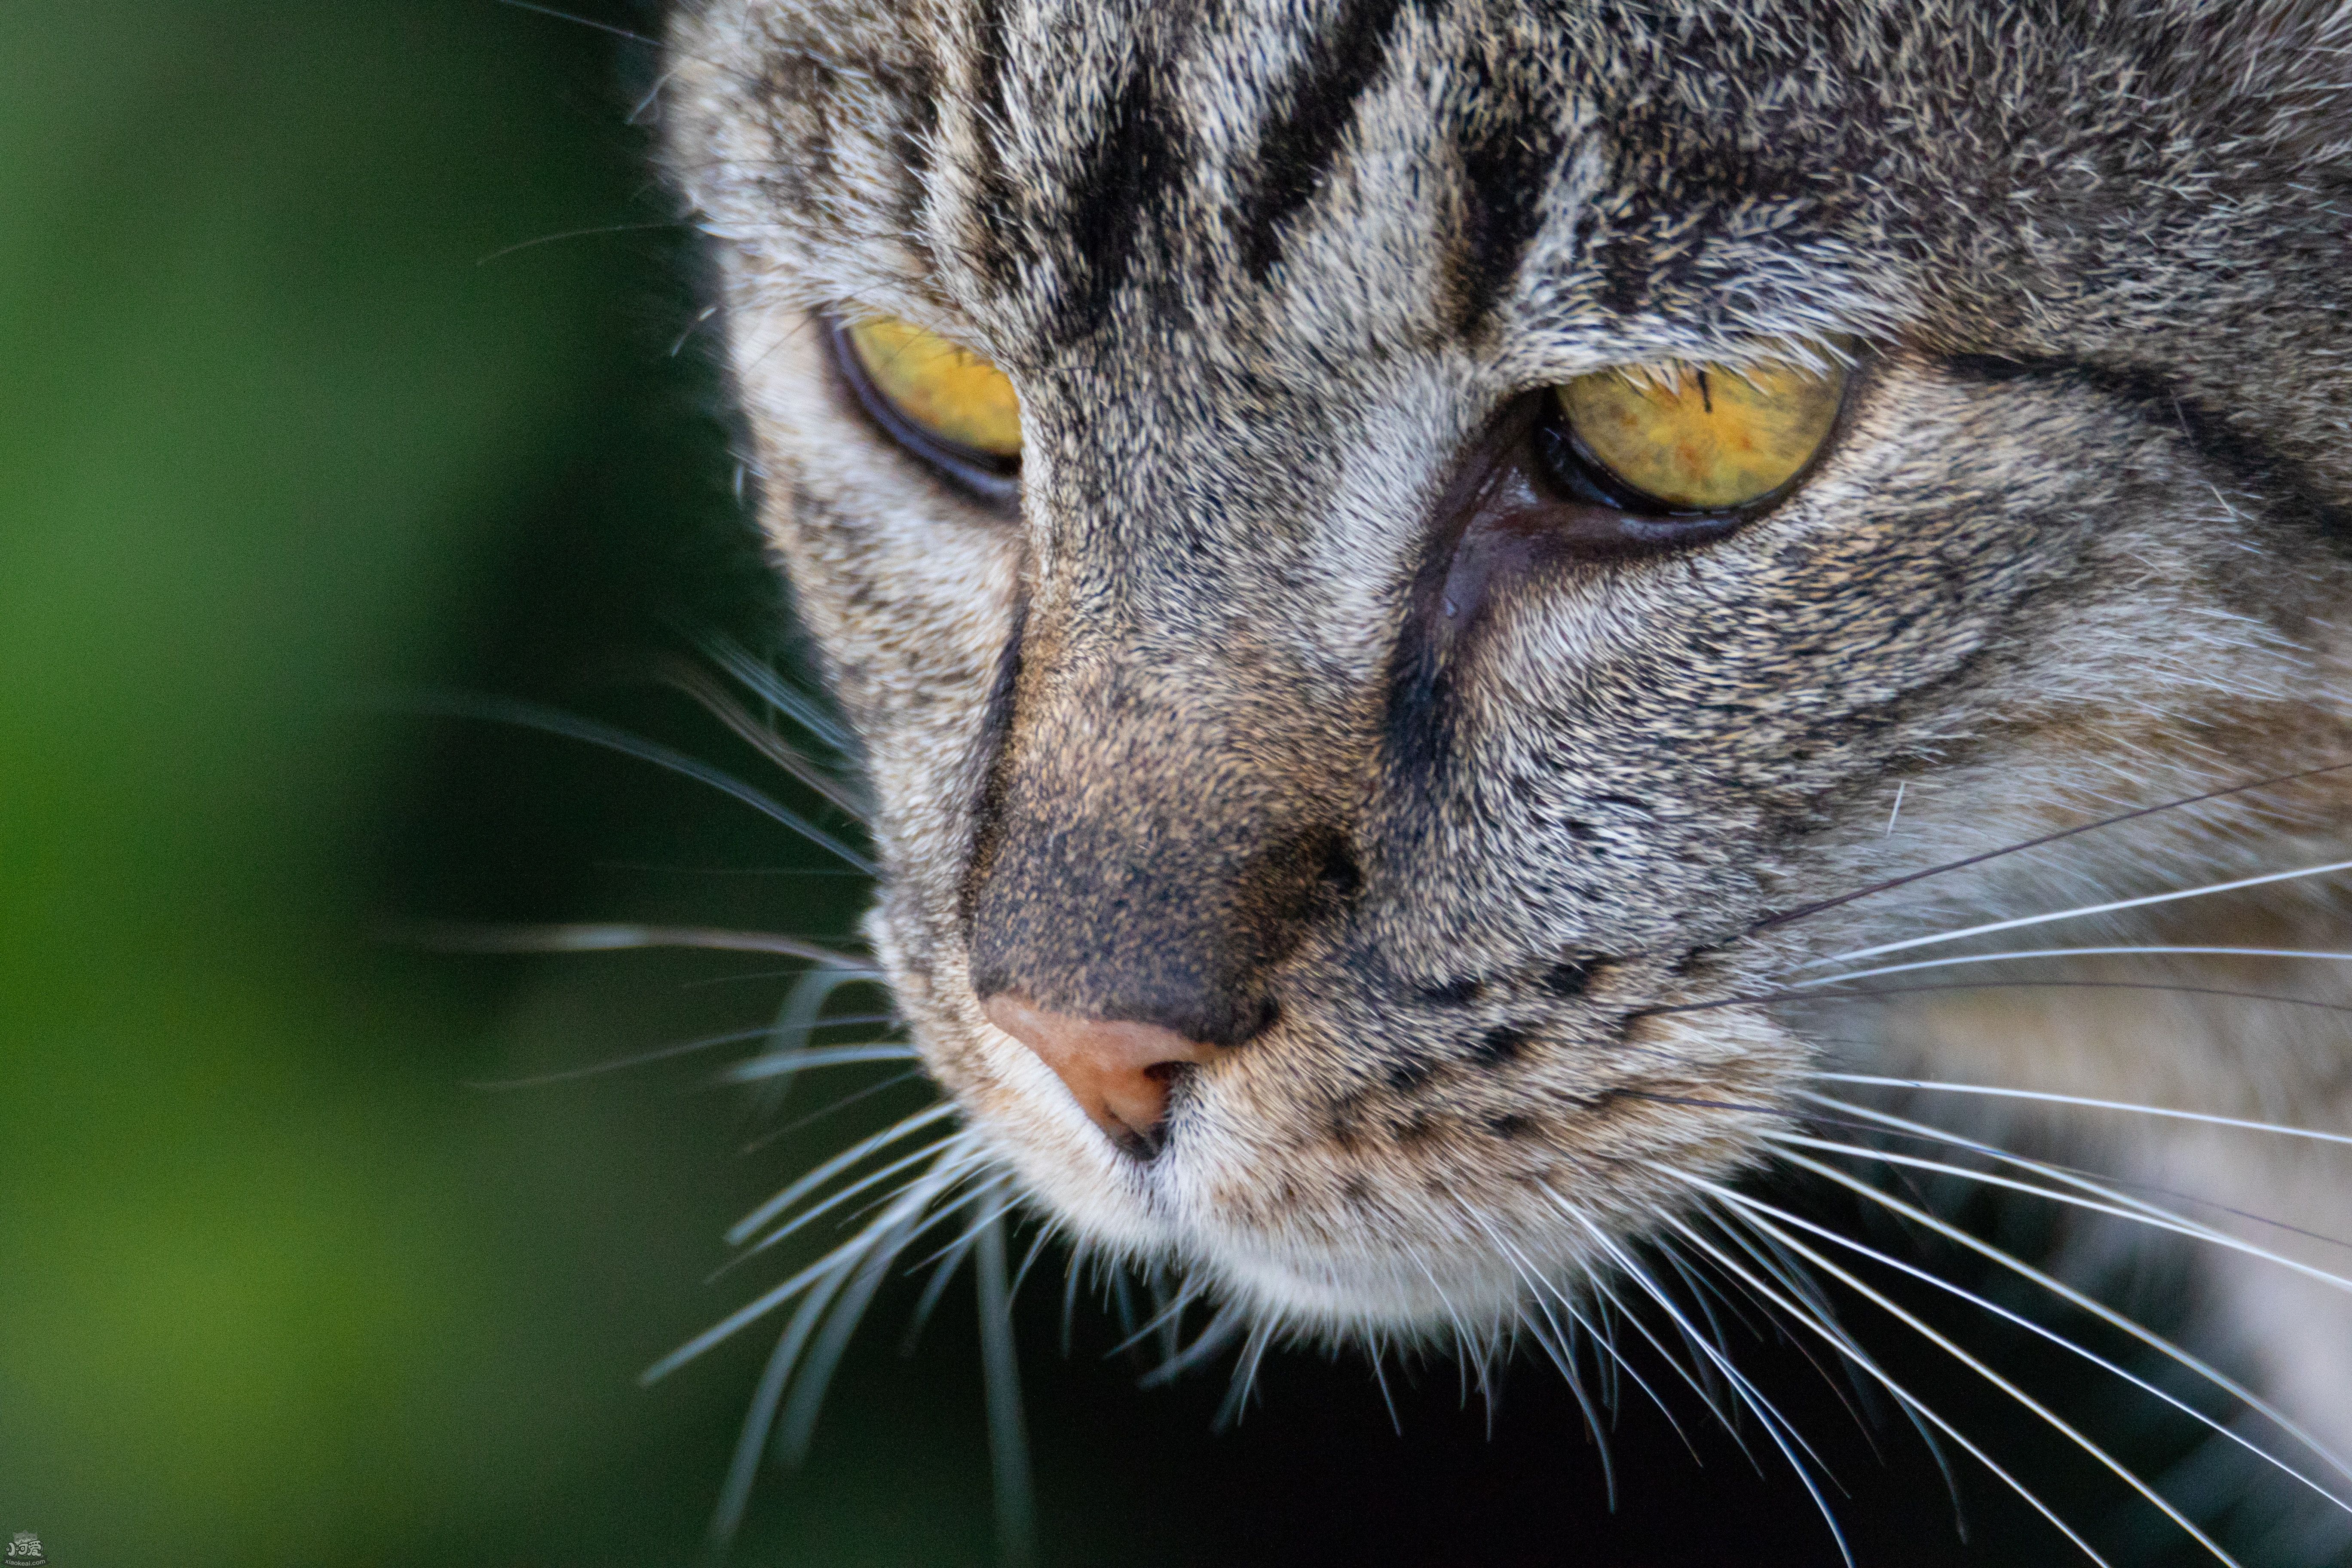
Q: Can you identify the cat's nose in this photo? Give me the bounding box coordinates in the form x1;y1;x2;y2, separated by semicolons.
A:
981;992;1216;1157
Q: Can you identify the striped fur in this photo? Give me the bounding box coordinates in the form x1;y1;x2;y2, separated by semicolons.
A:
662;0;2352;1551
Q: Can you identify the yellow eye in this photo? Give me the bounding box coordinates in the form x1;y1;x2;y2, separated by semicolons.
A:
1556;348;1848;511
843;315;1022;462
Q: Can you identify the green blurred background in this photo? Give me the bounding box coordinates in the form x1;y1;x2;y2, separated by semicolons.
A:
0;5;2242;1565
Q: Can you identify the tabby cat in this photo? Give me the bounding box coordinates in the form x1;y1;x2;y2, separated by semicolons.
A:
650;0;2352;1559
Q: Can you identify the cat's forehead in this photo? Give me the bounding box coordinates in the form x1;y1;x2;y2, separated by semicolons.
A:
679;0;1947;369
676;0;2333;382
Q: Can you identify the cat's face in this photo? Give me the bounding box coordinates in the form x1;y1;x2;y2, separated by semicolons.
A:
663;0;2352;1337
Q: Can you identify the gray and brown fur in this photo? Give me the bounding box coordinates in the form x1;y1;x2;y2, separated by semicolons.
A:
661;0;2352;1536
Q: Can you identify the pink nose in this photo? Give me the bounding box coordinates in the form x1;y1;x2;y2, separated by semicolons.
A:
981;992;1218;1156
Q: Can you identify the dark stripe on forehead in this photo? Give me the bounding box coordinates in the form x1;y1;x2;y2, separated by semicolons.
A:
1449;58;1566;335
966;0;1029;290
1053;48;1189;336
890;54;942;239
1240;0;1429;282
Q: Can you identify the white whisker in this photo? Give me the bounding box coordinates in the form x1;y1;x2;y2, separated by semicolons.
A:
975;1197;1038;1568
1469;1211;1694;1471
708;1245;864;1543
1137;1301;1251;1387
395;689;878;872
1561;1201;1856;1564
1109;1273;1204;1365
721;1135;966;1268
775;1204;935;1465
693;629;858;753
389;918;871;972
1217;1320;1279;1428
902;1219;987;1353
718;1043;922;1082
1795;944;2352;991
466;1023;778;1089
1515;1305;1624;1502
1571;1255;1760;1472
1656;1202;2117;1567
1008;1224;1055;1309
1768;1121;2352;1297
652;652;866;815
649;1138;984;1388
1776;1142;2352;1507
1811;1073;2352;1150
1058;1240;1092;1359
753;1070;928;1147
725;1101;959;1245
1796;855;2352;971
1795;1091;2352;1250
1695;1178;2243;1565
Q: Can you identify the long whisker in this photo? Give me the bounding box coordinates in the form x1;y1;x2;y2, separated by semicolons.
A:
712;1150;995;1544
1216;1320;1280;1429
1651;978;2352;1020
902;1211;992;1353
1560;1250;1748;1461
496;0;664;49
1007;1225;1056;1311
774;1200;940;1466
650;653;867;816
691;630;858;753
1754;759;2352;932
1561;1201;1856;1563
652;1138;980;1388
1107;1273;1205;1364
1514;1303;1624;1502
718;1044;921;1083
394;690;878;873
745;1071;926;1152
1792;855;2352;971
975;1198;1038;1568
748;963;892;1124
1811;1074;2352;1150
1695;1178;2242;1566
465;1023;778;1089
1798;1090;2352;1249
726;1102;960;1245
720;1134;964;1270
1472;1214;1694;1475
1136;1301;1252;1388
1764;1126;2352;1299
1577;1225;1834;1478
1658;1203;2111;1563
1605;1085;2334;1247
1776;1142;2352;1504
1656;1229;1891;1460
1805;1083;2352;1238
475;220;680;266
1792;944;2352;991
709;1246;865;1543
386;919;873;973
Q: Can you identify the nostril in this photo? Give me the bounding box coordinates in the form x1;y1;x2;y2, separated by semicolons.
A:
1314;833;1363;901
980;992;1217;1158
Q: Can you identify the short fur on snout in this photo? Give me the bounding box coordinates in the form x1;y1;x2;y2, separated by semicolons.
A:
661;0;2352;1466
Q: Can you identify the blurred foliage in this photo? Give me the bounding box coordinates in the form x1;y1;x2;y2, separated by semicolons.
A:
0;5;2221;1566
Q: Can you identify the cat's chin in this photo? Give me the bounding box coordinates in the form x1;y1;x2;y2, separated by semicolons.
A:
977;1111;1608;1339
1196;1238;1579;1343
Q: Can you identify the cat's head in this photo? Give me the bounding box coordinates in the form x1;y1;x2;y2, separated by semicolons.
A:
662;0;2352;1338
